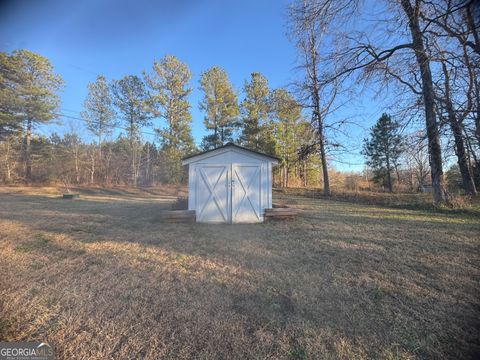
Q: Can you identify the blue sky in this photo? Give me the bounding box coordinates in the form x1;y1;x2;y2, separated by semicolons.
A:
0;0;393;171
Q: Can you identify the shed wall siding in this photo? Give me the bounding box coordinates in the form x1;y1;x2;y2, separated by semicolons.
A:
187;165;196;211
185;148;276;223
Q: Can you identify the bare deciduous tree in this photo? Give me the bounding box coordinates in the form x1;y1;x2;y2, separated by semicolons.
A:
295;0;475;203
287;0;348;196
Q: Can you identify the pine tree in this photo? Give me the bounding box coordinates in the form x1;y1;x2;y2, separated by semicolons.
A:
1;51;27;140
81;75;116;184
144;55;195;184
362;113;404;192
0;50;63;180
82;75;116;144
140;142;157;185
240;72;271;151
144;55;194;152
199;66;239;150
270;88;307;187
111;75;150;186
0;52;23;139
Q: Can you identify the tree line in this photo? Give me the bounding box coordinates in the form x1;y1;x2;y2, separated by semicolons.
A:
1;0;479;203
0;51;321;188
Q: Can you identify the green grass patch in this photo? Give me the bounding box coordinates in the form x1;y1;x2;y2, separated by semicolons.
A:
14;243;35;253
288;343;308;360
34;233;52;242
68;224;97;234
29;260;45;270
14;233;52;253
370;286;386;303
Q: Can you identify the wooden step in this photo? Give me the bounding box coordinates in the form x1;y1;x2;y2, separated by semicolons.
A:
157;210;196;222
264;207;299;219
63;193;80;199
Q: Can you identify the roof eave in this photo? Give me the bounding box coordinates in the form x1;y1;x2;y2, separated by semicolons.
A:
182;143;279;165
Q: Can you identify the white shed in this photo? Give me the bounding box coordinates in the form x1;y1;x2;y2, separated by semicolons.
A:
182;143;279;223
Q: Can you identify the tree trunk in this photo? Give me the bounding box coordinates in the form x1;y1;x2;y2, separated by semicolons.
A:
6;157;11;180
97;134;102;185
285;162;289;188
395;164;401;185
104;148;111;185
303;161;308;187
387;171;393;192
25;119;32;181
4;140;12;181
129;117;137;187
75;149;80;183
464;131;480;170
309;29;330;196
313;83;330;195
450;117;477;195
472;69;480;146
401;0;446;203
385;154;393;192
145;145;150;186
318;137;330;195
408;161;414;190
90;153;95;185
466;2;480;56
132;146;137;187
440;63;477;195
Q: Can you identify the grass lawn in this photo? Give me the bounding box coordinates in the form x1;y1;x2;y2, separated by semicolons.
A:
0;187;479;359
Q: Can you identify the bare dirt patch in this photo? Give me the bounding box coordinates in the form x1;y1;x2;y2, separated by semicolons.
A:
1;187;479;359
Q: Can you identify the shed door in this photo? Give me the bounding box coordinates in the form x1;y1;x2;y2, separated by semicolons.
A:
231;164;262;223
196;165;230;223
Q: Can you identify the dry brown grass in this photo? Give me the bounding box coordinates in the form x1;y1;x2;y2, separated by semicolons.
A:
0;186;479;359
277;187;480;213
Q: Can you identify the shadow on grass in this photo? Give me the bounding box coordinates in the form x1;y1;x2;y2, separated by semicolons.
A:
6;222;479;359
1;190;479;358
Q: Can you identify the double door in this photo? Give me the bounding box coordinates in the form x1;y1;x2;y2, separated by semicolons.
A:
195;163;262;223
